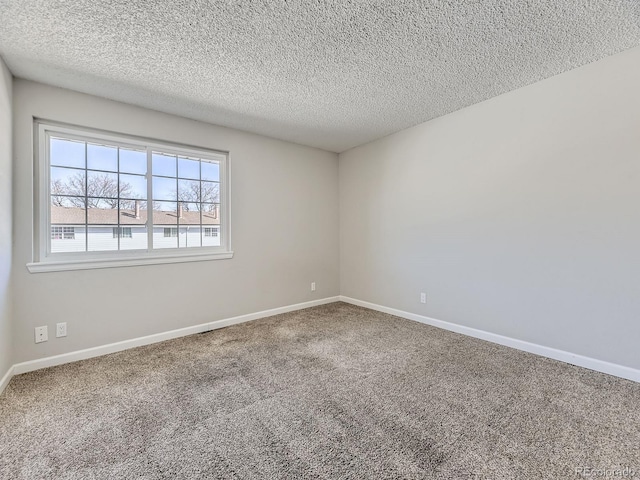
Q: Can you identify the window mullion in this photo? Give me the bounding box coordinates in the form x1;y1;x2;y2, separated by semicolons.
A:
84;141;88;253
199;161;203;247
176;171;180;248
146;147;153;251
117;147;121;251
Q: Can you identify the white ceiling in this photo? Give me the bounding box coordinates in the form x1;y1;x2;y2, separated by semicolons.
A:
1;1;639;153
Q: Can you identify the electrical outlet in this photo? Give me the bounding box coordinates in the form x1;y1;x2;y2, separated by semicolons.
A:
311;282;316;292
35;326;48;343
56;322;67;338
420;292;427;304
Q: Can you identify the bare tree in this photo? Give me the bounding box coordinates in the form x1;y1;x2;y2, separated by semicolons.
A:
51;172;134;208
202;182;220;204
51;179;67;207
173;181;219;211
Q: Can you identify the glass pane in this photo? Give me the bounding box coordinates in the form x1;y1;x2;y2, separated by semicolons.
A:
201;181;220;203
87;198;118;252
50;196;86;253
202;226;220;247
181;225;201;248
51;167;85;197
119;200;147;250
120;199;146;220
178;157;200;180
50;138;85;168
152;153;176;177
153;201;178;249
120;173;146;199
201;161;219;181
87;171;119;199
87;144;118;172
179;203;200;225
87;199;119;224
120;148;147;175
201;204;219;224
178;179;200;203
152;176;176;201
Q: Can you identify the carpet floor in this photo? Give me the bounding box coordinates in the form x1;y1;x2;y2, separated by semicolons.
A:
1;302;639;479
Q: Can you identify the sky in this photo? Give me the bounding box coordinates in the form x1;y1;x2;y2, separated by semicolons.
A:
50;137;220;206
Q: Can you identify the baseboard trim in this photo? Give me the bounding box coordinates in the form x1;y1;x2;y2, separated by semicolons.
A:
9;296;340;378
0;365;14;396
5;294;637;391
339;296;640;383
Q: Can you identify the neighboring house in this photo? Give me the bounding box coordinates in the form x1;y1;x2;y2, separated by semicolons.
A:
50;203;220;252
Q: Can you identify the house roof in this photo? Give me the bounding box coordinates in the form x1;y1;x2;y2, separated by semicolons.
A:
51;206;220;226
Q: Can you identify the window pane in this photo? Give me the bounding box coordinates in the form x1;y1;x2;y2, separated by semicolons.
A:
119;200;147;250
87;143;118;172
87;171;119;199
153;201;178;249
152;153;176;177
87;198;118;251
120;173;147;200
51;167;85;198
201;161;219;181
201;204;220;247
50;197;86;253
152;176;176;201
50;138;85;168
178;179;199;203
178;157;200;180
181;225;202;248
120;148;147;175
201;181;220;203
179;203;200;225
120;199;146;218
201;204;219;223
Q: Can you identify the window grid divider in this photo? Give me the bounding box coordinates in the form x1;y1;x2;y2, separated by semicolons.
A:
146;148;154;251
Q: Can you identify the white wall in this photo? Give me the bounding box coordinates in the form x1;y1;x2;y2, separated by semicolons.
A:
340;46;640;371
0;58;12;380
13;80;339;363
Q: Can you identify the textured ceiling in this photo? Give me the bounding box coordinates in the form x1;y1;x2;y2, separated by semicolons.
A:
1;1;640;152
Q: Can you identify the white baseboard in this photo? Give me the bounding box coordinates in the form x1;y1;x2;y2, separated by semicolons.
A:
339;296;640;383
3;294;637;395
0;365;14;396
7;296;340;381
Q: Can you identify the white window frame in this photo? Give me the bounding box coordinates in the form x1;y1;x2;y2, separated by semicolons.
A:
28;121;233;273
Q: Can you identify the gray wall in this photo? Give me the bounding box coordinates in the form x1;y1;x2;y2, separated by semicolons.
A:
13;80;339;364
339;46;640;370
0;58;12;378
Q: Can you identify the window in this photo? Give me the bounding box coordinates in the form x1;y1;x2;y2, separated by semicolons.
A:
51;226;75;240
30;122;232;272
112;227;132;238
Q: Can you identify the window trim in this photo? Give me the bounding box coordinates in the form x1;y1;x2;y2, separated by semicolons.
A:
28;120;233;273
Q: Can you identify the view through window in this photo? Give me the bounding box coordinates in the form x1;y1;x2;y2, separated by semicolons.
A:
41;123;228;260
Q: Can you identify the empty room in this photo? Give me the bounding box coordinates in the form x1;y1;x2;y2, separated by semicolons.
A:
1;1;639;479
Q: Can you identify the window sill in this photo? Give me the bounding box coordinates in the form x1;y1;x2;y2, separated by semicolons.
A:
27;251;234;273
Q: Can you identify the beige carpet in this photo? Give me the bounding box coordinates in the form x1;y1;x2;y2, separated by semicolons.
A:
1;302;639;479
